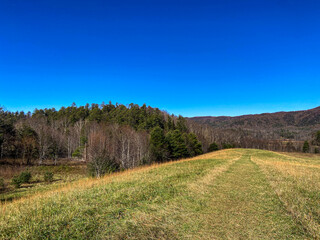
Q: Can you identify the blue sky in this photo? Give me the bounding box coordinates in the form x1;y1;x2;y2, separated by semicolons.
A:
0;0;320;117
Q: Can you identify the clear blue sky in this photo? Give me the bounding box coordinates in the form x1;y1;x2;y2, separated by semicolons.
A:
0;0;320;117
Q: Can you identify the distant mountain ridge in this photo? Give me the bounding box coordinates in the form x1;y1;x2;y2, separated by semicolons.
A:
190;106;320;141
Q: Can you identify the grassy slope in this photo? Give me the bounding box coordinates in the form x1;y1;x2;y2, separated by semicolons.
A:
1;149;319;239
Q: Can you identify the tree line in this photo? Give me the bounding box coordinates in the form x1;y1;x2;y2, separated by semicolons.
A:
0;103;204;176
187;120;320;154
2;103;318;177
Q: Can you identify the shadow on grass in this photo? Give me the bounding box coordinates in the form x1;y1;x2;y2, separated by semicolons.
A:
0;179;63;203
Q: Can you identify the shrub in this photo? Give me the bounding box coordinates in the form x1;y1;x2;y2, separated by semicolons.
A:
0;177;5;190
72;146;84;158
44;171;54;183
11;171;32;188
19;171;32;183
11;175;23;188
208;142;219;152
303;141;310;153
222;143;235;149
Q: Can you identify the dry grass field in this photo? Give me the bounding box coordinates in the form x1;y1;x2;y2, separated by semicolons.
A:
1;149;319;239
0;162;87;203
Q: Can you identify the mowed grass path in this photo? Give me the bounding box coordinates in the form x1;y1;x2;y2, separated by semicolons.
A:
203;154;306;239
0;149;318;239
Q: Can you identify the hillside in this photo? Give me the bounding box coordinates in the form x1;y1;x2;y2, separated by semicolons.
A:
0;104;203;170
190;106;320;141
1;149;320;239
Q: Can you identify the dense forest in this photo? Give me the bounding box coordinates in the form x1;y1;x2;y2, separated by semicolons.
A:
0;103;206;176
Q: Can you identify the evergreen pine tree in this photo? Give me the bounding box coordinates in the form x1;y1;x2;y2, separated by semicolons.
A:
150;127;167;162
166;130;189;159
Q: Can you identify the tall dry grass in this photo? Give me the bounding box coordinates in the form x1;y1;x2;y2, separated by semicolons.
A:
252;151;320;239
